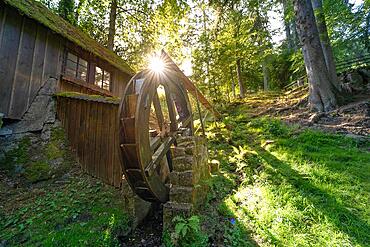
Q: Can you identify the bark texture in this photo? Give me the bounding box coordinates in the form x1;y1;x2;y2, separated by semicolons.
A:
311;0;340;91
365;11;370;53
293;0;337;112
230;67;236;98
107;0;117;51
236;59;245;98
262;60;269;91
283;0;293;50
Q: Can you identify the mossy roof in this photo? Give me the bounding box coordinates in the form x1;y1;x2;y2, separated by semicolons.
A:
4;0;135;75
55;92;120;104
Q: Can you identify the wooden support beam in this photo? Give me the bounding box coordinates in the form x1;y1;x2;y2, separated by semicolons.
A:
161;50;221;118
145;136;175;176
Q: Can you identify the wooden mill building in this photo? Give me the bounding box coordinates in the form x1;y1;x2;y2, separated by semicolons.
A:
0;0;134;120
0;0;218;189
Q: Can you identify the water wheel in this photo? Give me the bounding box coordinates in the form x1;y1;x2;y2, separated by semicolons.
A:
118;66;193;202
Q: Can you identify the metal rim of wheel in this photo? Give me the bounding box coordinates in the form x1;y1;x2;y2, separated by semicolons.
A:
118;66;193;202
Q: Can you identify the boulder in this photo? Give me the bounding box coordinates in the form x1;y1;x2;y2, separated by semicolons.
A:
344;71;365;91
358;68;370;84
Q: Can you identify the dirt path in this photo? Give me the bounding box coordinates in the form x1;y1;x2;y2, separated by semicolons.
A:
239;90;370;137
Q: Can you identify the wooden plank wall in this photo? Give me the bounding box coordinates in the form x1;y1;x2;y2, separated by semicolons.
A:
112;71;131;98
0;4;63;119
56;95;123;187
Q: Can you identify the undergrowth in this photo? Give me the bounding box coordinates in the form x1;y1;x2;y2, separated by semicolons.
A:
0;127;130;246
205;103;370;246
0;175;129;246
163;215;208;247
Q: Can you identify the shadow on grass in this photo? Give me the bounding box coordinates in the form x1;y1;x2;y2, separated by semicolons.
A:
205;170;260;247
274;131;370;185
204;137;260;246
207;108;370;246
254;145;370;246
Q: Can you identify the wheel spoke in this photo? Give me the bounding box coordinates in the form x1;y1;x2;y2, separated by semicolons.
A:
180;116;192;128
153;90;165;131
150;135;162;151
164;85;177;132
145;136;175;176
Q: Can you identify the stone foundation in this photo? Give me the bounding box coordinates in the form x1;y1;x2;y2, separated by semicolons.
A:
163;136;210;230
121;178;152;228
0;79;59;162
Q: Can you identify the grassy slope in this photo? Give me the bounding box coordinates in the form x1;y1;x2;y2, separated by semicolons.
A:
205;101;370;247
0;174;129;246
0;128;129;246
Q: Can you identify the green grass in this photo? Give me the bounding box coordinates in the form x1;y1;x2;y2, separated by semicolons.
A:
0;175;129;246
0;126;130;246
206;104;370;246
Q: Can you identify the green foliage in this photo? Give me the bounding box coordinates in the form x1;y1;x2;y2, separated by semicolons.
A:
164;215;208;247
247;117;290;138
58;0;76;24
223;222;252;247
203;99;370;246
0;137;31;174
0;177;129;246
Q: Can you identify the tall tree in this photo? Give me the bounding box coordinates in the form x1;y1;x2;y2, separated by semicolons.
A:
311;0;340;91
364;4;370;53
293;0;337;112
236;58;245;98
107;0;117;50
282;0;294;50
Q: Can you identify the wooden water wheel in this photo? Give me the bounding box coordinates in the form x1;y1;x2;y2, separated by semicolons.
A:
118;63;193;202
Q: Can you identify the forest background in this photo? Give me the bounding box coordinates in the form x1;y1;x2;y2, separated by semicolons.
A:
40;0;369;103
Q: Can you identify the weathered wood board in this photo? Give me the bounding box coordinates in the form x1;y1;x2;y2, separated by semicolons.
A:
56;95;123;187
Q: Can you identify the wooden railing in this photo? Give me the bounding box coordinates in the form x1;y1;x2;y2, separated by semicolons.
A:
284;53;370;90
56;93;122;187
336;53;370;73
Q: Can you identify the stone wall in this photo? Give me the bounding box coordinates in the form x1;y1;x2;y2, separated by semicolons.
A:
0;78;58;138
0;78;59;162
0;78;79;187
163;136;210;230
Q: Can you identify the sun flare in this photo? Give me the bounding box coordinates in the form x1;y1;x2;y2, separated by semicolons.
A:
149;56;165;73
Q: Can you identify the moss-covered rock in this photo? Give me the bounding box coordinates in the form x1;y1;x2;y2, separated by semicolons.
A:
45;127;66;160
0;137;31;175
0;126;74;184
24;161;51;183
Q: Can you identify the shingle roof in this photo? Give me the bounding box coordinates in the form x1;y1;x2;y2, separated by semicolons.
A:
3;0;135;75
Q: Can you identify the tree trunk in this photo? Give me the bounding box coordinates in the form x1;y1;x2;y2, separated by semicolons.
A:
311;0;341;91
262;59;269;91
230;66;236;98
107;0;117;51
201;5;212;96
236;59;245;98
293;0;337;112
282;0;293;50
292;19;299;51
365;11;370;53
